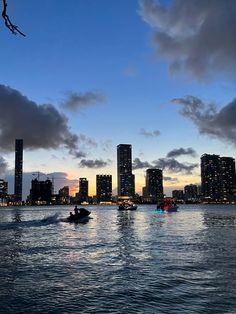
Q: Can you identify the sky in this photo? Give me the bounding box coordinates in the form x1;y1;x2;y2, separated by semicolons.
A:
1;0;236;200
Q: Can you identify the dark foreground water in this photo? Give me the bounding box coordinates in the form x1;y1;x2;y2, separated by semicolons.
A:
0;204;235;314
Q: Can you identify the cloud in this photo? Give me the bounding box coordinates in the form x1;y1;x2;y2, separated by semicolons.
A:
140;128;161;137
0;85;81;154
79;159;110;169
62;90;106;111
163;176;179;183
166;147;197;158
0;156;8;176
172;96;236;146
133;157;152;170
133;156;197;174
152;157;198;174
139;0;236;79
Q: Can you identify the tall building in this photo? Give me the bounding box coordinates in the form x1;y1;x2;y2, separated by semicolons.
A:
14;139;23;202
172;190;184;202
221;157;236;201
96;175;112;203
0;179;8;200
30;178;53;205
76;178;89;203
184;184;198;202
58;186;70;204
201;154;236;202
117;144;135;197
145;168;163;203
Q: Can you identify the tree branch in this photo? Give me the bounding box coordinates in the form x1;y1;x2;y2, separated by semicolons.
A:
2;0;25;36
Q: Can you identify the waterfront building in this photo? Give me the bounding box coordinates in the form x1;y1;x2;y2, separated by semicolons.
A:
30;178;53;205
0;179;8;204
172;190;184;202
221;157;236;201
117;144;135;197
96;175;112;203
201;154;236;202
14;139;23;202
58;186;70;204
144;168;163;204
76;178;89;203
184;184;198;202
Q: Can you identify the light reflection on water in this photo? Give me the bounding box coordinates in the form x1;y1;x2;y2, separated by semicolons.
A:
0;204;236;313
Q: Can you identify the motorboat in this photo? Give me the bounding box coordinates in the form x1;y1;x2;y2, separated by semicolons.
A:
157;197;178;212
118;202;137;211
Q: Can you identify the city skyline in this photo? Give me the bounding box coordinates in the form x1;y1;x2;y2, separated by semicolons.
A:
1;1;236;199
2;139;236;201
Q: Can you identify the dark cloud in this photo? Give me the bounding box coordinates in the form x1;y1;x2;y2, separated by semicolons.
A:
0;85;80;153
163;176;179;183
172;96;236;146
62;91;106;111
0;156;8;176
140;128;161;137
133;156;197;174
133;158;152;170
166;147;197;158
152;157;198;174
139;0;236;79
79;159;110;169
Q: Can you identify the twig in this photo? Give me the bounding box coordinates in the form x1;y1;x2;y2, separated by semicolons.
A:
2;0;25;36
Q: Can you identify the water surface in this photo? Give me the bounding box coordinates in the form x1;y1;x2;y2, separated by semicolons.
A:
0;204;235;313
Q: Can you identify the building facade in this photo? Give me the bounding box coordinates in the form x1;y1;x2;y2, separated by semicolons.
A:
144;168;163;203
201;154;236;202
96;175;112;203
14;139;23;202
30;178;53;205
76;178;89;203
117;144;135;197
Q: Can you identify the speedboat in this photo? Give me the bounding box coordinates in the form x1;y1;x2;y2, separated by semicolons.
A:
118;202;137;211
157;198;178;212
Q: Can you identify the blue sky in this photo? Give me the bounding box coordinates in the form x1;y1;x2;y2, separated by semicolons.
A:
1;0;236;199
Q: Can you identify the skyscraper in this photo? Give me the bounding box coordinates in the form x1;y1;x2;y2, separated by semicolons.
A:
145;168;163;203
30;178;53;205
14;139;23;202
201;154;236;202
76;178;89;203
221;157;236;201
96;175;112;203
117;144;135;197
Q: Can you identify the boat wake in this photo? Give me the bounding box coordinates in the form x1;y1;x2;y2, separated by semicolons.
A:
0;213;61;230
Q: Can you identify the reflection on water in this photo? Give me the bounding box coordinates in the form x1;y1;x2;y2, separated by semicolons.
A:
0;204;235;313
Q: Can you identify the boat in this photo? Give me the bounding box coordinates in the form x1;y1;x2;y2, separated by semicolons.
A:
118;202;137;211
61;208;91;223
156;197;178;212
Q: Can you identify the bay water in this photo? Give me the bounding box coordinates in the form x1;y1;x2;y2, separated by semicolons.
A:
0;204;235;313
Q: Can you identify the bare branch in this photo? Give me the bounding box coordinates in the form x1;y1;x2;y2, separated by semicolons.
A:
2;0;25;36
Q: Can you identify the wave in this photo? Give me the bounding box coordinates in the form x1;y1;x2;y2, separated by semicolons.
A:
0;213;61;230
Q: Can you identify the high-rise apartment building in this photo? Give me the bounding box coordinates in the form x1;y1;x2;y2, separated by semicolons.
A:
76;178;89;203
117;144;135;197
0;179;8;200
184;184;198;202
30;178;53;205
145;168;163;203
201;154;236;202
14;139;23;202
221;157;236;201
96;175;112;203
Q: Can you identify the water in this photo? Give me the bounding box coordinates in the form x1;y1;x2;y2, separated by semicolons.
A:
0;204;235;314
